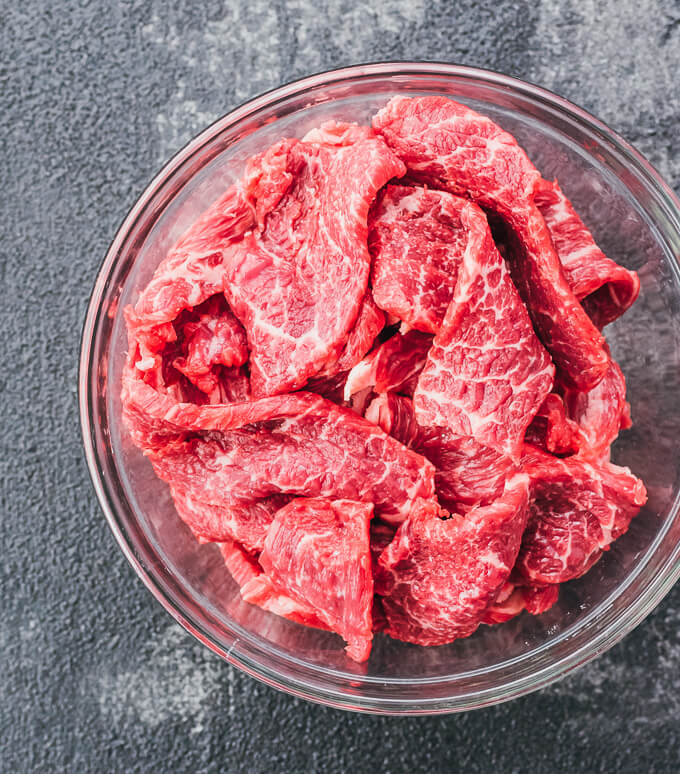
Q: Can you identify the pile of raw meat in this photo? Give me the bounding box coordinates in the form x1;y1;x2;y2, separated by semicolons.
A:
122;96;646;662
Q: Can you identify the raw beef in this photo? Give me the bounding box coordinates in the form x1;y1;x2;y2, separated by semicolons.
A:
257;498;374;661
219;538;262;588
222;123;405;396
366;393;515;513
561;356;631;461
240;574;330;630
412;195;554;458
123;376;361;440
319;292;385;377
515;447;647;585
303;370;350;407
145;394;436;549
126;186;254;333
160;296;251;408
369;520;397;573
368;521;396;634
521;584;561;615
535;178;640;328
344;329;432;400
524;393;582;457
173;488;289;552
415;426;517;513
170;295;248;394
125;293;250;410
302;296;386;409
219;539;330;630
368;184;468;332
483;582;559;624
376;473;529;645
364;393;421;448
373;96;609;390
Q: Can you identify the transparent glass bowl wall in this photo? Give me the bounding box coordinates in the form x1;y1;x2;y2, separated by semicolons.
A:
80;64;680;714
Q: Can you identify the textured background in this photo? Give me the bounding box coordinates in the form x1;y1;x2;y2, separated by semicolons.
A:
3;1;680;772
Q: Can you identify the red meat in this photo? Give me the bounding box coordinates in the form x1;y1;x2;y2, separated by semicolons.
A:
222;123;405;396
535;178;640;328
124;293;251;418
218;539;331;631
415;426;517;513
483;582;559;624
376;473;529;646
219;538;262;588
525;393;582;457
516;447;647;585
256;498;374;662
373;96;609;390
144;394;435;548
240;574;331;631
321;292;385;377
173;488;289;552
344;329;432;401
364;393;421;448
365;393;515;513
561;356;631;461
369;184;468;332
126;186;254;333
412;195;554;458
121;105;646;660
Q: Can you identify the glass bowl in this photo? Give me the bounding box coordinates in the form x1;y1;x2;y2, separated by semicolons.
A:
79;63;680;714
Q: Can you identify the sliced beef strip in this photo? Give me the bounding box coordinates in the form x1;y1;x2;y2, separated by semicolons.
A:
144;393;435;549
376;473;530;646
122;377;350;444
515;446;647;585
219;540;330;631
256;498;374;662
535;178;640;328
368;184;468;333
373;96;609;390
303;293;386;408
412;194;554;459
560;356;631;462
222;123;405;397
126;185;255;333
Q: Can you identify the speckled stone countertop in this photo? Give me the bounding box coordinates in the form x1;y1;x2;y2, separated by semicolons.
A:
3;2;680;771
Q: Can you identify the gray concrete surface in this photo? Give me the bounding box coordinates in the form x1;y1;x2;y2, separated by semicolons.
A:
2;1;680;771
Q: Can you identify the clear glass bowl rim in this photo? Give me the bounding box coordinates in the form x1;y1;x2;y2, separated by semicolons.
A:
79;61;680;715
